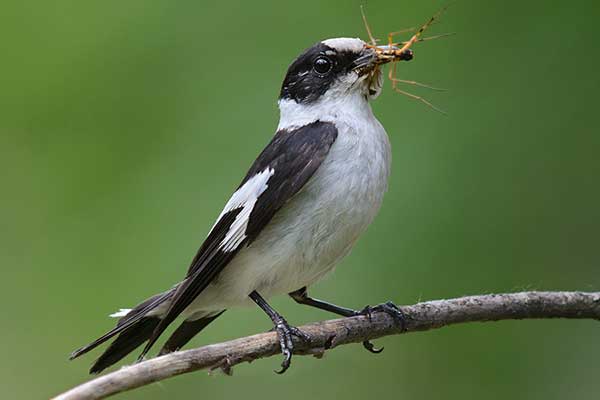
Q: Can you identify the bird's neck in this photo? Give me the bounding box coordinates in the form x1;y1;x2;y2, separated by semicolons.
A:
277;92;374;131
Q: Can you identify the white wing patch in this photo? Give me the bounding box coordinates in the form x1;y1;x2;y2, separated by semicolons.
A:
211;168;275;252
109;308;131;318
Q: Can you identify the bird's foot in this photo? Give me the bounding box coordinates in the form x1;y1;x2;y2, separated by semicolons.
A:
355;301;407;354
272;316;311;374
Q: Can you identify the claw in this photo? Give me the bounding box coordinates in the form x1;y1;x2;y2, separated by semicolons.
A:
377;301;407;331
289;325;312;342
358;305;373;321
362;340;384;353
275;348;292;374
355;301;407;354
271;318;309;374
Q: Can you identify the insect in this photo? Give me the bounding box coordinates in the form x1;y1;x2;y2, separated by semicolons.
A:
361;5;453;114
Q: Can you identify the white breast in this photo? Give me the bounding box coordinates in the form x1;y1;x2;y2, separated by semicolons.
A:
186;93;391;313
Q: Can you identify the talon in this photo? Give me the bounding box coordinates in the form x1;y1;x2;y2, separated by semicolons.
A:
250;291;305;374
374;301;408;332
357;305;373;321
362;340;384;354
354;301;407;354
271;317;308;374
288;325;311;342
275;348;292;374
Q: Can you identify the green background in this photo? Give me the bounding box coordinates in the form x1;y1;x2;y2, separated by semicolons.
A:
2;0;599;398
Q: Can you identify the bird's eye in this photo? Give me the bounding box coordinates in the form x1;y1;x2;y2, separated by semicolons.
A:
313;56;333;75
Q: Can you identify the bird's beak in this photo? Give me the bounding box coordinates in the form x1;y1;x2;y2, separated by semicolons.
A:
353;45;414;75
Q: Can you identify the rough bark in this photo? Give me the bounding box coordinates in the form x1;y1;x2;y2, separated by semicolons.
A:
53;291;600;400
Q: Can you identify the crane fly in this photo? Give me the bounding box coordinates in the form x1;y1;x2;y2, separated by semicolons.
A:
361;5;453;114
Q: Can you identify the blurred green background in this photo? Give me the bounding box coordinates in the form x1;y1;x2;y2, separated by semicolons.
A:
1;0;599;398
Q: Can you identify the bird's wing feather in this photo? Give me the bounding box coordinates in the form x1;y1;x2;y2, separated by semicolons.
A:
139;121;338;357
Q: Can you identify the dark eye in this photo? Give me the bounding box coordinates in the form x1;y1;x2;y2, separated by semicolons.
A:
313;56;333;75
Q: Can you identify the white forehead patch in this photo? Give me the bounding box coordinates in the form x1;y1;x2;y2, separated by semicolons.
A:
321;37;365;53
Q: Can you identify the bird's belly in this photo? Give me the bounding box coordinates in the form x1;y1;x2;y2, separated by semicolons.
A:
186;120;391;312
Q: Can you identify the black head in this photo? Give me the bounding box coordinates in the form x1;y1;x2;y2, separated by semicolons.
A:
279;38;377;104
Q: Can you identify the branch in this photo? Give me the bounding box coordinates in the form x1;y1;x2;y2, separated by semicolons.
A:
54;291;600;400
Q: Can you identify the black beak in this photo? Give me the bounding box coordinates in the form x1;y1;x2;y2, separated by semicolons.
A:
352;51;378;72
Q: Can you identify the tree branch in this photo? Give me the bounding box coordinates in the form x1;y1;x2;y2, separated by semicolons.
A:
54;291;600;400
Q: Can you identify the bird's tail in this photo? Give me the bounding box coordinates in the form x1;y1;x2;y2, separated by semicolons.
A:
88;316;161;374
70;289;225;374
69;290;174;374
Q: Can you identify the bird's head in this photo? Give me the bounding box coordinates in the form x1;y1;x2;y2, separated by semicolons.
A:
279;37;412;105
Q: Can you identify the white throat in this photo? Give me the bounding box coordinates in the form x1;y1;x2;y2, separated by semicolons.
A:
277;90;374;131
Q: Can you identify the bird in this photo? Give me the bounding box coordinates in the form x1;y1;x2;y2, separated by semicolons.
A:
70;36;413;375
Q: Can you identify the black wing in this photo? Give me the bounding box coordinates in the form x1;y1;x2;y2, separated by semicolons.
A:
139;121;338;357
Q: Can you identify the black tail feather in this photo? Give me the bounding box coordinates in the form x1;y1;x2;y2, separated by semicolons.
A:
90;317;161;374
69;290;174;362
158;310;225;356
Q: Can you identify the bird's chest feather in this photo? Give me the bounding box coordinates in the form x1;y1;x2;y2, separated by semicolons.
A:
201;112;391;307
296;118;391;261
249;116;391;293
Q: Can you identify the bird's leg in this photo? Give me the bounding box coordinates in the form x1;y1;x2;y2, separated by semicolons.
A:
354;302;408;353
249;290;310;374
289;287;357;317
289;287;407;353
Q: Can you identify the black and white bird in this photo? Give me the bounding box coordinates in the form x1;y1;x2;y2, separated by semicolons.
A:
70;37;413;374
